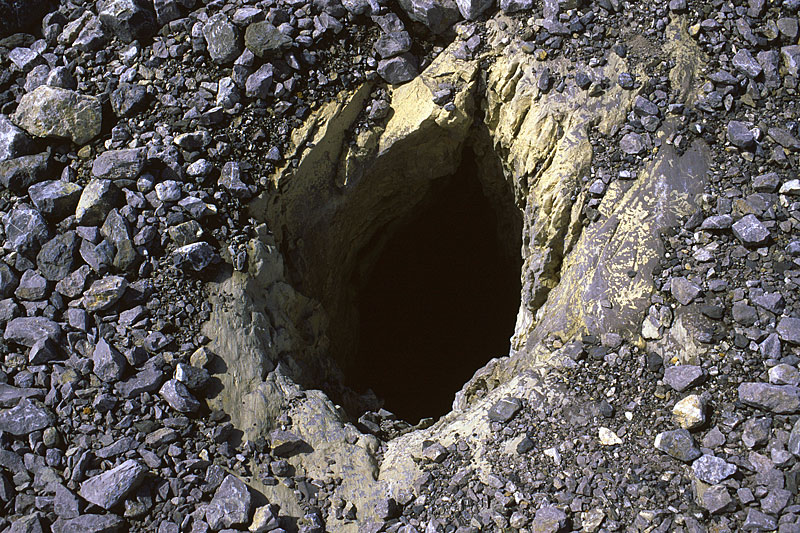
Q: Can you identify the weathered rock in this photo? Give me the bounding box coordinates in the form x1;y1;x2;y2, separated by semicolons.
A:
692;455;737;484
531;505;567;533
51;514;126;533
28;180;83;221
175;363;210;390
205;474;252;530
397;0;461;33
79;459;147;510
244;21;291;57
378;54;419;84
15;269;48;300
173;242;218;271
732;214;770;246
727;121;755;149
664;365;705;392
0;114;33;162
488;397;522;422
117;367;163;398
83;276;128;312
245;64;274;99
743;509;777;531
93;339;128;383
673;394;706;430
92;148;146;180
0;263;18;298
620;132;645;155
654;429;701;462
0;151;50;193
203;13;241;64
98;0;157;42
697;484;733;514
37;232;78;281
110;83;149;117
777;317;800;345
670;277;701;305
4;316;61;346
732;49;763;78
0;398;54;435
270;429;307;457
2;204;50;255
456;0;493;19
159;379;200;413
101;209;139;272
738;382;800;413
12;86;102;145
374;31;412;58
75;179;123;225
500;0;533;13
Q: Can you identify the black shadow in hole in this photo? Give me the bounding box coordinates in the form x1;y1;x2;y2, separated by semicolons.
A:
349;149;521;424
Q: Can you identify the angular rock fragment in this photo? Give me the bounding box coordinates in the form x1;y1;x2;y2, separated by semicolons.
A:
488;397;522;422
727;121;755;149
4;316;62;346
117;368;164;398
203;13;241;64
244;21;291;57
732;214;770;246
673;395;706;430
531;505;567;533
0;151;50;193
79;459;147;510
12;86;102;145
51;514;126;533
93;339;128;383
270;429;307;457
777;317;800;345
111;83;149;117
159;379;200;413
2;204;50;255
738;382;800;413
92;148;146;180
456;0;493;19
83;276;128;312
75;179;124;226
0;399;54;435
173;242;218;272
37;232;78;281
28;180;83;221
692;454;737;484
664;365;705;392
397;0;461;33
654;429;701;462
98;0;156;43
697;484;733;514
205;474;252;530
0;114;33;162
378;53;419;84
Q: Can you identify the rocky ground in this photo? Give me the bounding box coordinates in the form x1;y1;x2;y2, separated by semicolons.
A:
1;0;800;532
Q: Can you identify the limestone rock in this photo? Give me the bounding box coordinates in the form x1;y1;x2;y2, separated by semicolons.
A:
12;86;102;145
98;0;157;43
79;459;147;509
738;382;800;413
75;179;124;225
397;0;461;34
456;0;493;19
0;399;54;435
205;474;252;530
4;316;62;347
83;276;128;312
28;180;83;222
203;13;241;64
244;21;291;57
92;148;147;180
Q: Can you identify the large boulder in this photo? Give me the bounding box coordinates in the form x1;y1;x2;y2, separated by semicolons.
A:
12;86;102;145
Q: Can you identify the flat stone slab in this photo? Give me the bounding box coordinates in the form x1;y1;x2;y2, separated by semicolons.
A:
79;459;147;509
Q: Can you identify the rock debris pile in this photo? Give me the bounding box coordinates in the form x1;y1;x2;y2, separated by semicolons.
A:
0;0;799;532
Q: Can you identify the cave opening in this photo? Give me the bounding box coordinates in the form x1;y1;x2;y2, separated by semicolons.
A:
347;149;522;424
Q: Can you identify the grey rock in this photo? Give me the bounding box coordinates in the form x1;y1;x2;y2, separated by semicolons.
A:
175;363;210;390
742;508;777;531
37;232;78;281
15;269;48;300
2;204;50;254
0;262;18;298
738;382;800;413
692;454;737;484
203;14;241;64
110;83;149;117
374;31;412;58
101;209;139;272
397;0;461;33
159;379;200;413
153;0;182;26
245;63;274;99
789;417;800;456
28;180;83;221
727;121;755;149
488;397;521;422
173;242;218;271
742;417;772;448
7;514;43;533
244;21;291;57
700;214;733;230
218;161;251;199
664;365;706;392
732;302;758;326
0;153;51;200
654;429;701;462
4;316;61;346
0;114;33;162
83;275;128;312
79;459;147;510
697;484;733;514
500;0;533;13
0;383;44;407
205;474;252;530
98;0;157;43
117;367;164;398
72;16;109;53
55;265;90;298
75;179;123;225
92;148;146;180
777;317;800;345
168;220;202;246
732;214;770;246
670;277;701;305
761;488;791;515
769;364;799;386
768;126;800;151
54;483;82;519
29;336;61;364
531;505;567;533
51;514;125;533
732;49;763;78
270;429;307;457
620;132;645;155
12;86;102;145
93;339;128;383
378;53;419;84
782;45;800;78
0;398;54;435
456;0;493;19
752;291;785;314
155;180;182;202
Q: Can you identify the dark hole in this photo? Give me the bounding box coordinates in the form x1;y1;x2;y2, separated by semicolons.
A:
348;150;521;423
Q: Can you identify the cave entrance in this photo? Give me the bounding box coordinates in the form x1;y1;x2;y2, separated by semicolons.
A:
347;149;521;423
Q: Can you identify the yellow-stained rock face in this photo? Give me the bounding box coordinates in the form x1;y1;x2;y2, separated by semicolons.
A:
203;13;711;531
